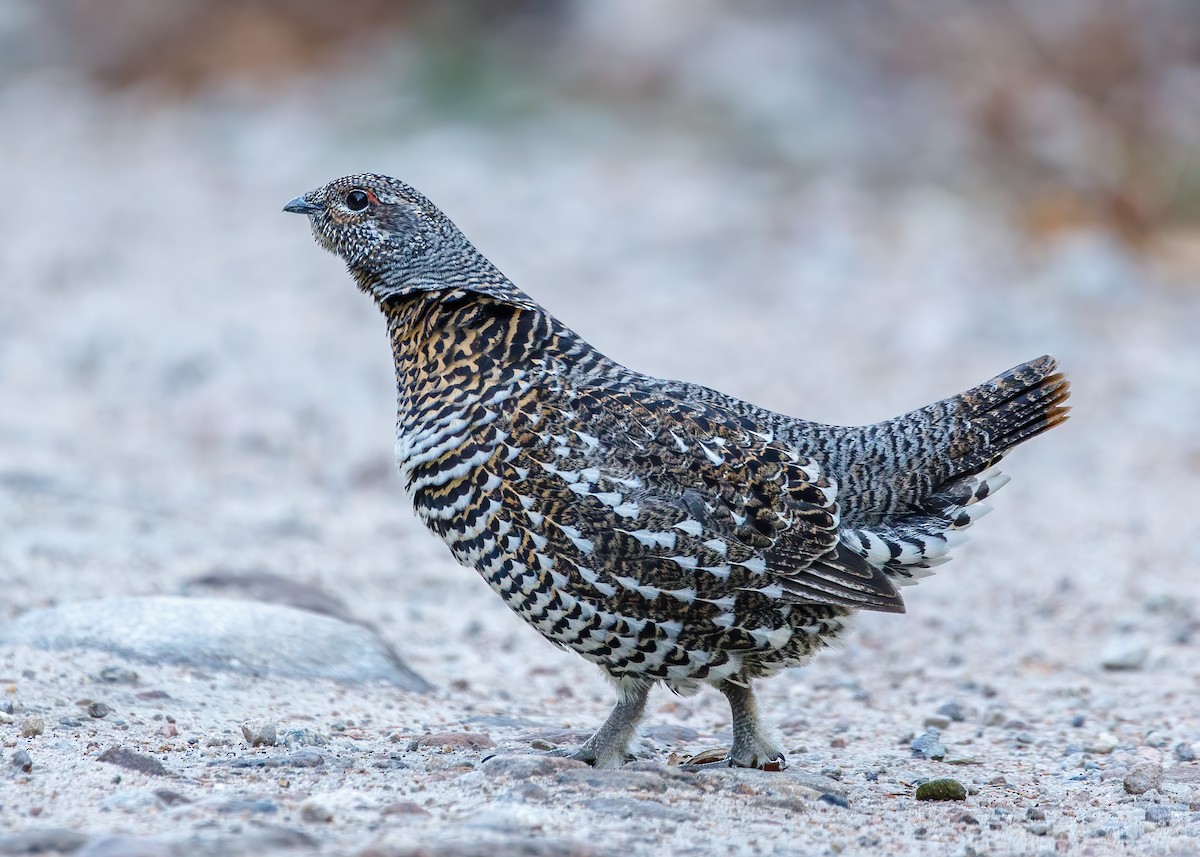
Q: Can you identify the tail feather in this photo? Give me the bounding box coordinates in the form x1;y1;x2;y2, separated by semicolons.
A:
946;356;1070;480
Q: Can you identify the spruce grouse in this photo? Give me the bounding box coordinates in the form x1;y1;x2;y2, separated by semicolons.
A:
284;174;1070;770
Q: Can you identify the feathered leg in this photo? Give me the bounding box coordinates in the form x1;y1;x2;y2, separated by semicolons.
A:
571;679;650;769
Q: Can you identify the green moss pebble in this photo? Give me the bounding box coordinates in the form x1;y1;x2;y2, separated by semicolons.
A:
915;778;968;801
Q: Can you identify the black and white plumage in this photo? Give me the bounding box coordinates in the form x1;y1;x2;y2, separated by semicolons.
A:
284;174;1071;769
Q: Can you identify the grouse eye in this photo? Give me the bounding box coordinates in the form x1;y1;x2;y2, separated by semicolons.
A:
345;189;370;211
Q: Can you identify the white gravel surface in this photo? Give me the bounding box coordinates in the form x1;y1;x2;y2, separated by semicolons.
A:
2;48;1200;857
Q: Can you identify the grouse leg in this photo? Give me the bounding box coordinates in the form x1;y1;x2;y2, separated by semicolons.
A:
571;679;650;769
720;680;787;770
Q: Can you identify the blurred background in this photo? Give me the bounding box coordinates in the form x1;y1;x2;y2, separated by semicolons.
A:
2;0;1199;681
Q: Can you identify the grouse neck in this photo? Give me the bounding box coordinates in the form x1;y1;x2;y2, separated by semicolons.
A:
352;243;540;311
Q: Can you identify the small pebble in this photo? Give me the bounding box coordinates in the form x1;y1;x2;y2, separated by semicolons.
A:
1069;714;1086;728
910;730;947;761
381;800;431;817
1173;742;1196;762
1027;807;1046;820
20;716;44;738
923;715;951;730
1088;732;1118;754
1100;639;1149;671
97;747;168;777
280;728;327;748
88;702;111;719
10;750;33;772
1026;822;1050;836
1144;805;1171;826
983;708;1006;727
1016;731;1035;745
818;793;849;808
1123;762;1163;795
300;797;334;823
97;666;138;684
937;701;967;722
915;778;967;801
0;711;13;724
241;719;278;748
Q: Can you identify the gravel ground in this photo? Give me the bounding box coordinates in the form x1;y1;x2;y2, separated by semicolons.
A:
2;43;1200;857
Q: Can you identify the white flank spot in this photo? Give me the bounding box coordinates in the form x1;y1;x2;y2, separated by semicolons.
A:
713;612;736;628
670;431;689;452
658;620;683;637
739;557;767;574
749;626;793;650
529;532;548;551
481;472;502;492
666;587;697;603
526;511;545;528
612;502;640;519
519;495;535;510
674;519;704;536
569;534;595;554
701;565;731;579
578;467;601;483
626;529;675;550
535;552;555;570
670;555;698;570
702;538;728;556
742;583;784;599
594;491;623;506
573;430;600;450
513;466;530;480
699;443;724;465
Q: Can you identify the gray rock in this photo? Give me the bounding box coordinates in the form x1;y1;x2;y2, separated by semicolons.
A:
818;792;850;808
911;729;947;761
19;716;43;738
10;750;32;773
480;754;588;779
96;666;138;685
87;702;111;719
937;701;968;722
0;596;430;690
555;769;669;793
0;828;90;854
1145;805;1172;825
1123;762;1163;794
583;797;693;820
279;727;327;748
215;750;324;769
1100;639;1149;671
358;840;596;857
97;747;168;777
101;790;166;812
180;570;358;625
240;719;277;747
923;715;952;730
210;798;278;814
77;836;174;857
1174;742;1196;762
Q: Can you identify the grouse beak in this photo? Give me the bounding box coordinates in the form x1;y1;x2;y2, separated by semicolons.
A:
283;195;323;215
